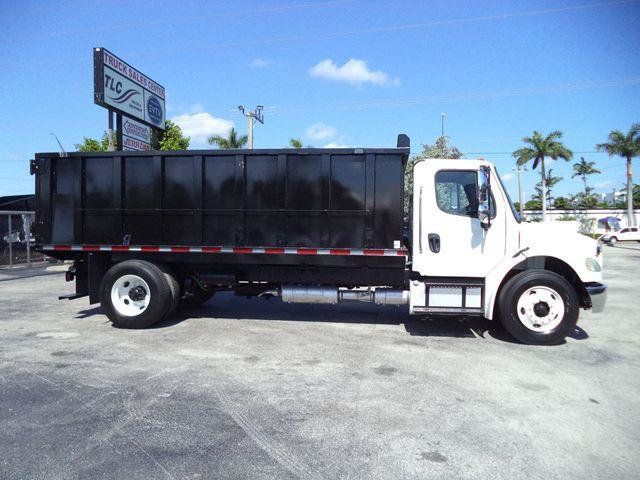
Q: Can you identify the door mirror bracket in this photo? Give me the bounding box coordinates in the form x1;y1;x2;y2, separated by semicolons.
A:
478;166;492;230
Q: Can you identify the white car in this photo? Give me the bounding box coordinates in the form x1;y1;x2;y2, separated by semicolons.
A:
601;226;640;245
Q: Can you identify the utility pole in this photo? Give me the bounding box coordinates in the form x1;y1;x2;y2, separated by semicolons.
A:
440;113;446;137
513;164;525;219
238;105;264;149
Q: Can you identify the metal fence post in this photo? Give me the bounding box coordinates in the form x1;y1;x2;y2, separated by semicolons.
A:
26;214;31;266
8;214;12;269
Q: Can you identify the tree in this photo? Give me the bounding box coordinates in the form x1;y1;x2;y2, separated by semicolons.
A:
208;127;247;148
289;138;303;148
553;196;570;209
158;120;189;150
596;123;640;226
513;130;572;221
75;132;112;152
75;120;189;152
571;156;600;195
531;169;563;204
525;199;542;210
404;136;463;215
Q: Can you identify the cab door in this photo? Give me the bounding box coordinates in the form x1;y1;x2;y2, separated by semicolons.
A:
410;160;507;313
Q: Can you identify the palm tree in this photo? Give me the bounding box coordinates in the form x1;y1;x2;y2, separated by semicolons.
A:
208;127;248;148
596;123;640;226
571;157;600;195
532;169;563;204
289;138;303;148
512;131;573;221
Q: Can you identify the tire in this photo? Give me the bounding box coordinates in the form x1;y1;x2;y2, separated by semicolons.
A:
498;270;579;345
99;260;174;329
609;236;618;245
156;264;180;319
179;286;215;309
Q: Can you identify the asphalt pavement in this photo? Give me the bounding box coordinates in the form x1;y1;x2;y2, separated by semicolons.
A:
0;245;638;479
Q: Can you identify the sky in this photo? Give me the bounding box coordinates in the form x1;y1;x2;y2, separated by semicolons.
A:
1;0;639;202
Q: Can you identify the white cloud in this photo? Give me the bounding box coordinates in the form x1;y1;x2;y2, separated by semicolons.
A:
308;58;399;86
306;122;337;140
249;58;272;68
501;172;514;182
323;142;350;148
171;112;234;145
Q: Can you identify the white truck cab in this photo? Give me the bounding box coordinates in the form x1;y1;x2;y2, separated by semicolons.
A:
410;159;606;345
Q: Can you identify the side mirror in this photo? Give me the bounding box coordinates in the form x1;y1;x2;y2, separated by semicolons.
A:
478;166;491;230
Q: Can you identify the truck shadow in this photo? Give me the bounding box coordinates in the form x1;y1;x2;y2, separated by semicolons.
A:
152;294;556;343
76;293;589;344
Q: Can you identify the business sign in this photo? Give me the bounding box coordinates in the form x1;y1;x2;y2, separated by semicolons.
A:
122;116;151;151
123;116;151;142
93;47;165;130
123;136;151;151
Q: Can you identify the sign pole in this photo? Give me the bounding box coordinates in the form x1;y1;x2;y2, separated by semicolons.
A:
107;110;115;151
116;113;123;151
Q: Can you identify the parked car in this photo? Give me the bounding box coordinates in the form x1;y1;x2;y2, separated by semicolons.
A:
601;226;640;245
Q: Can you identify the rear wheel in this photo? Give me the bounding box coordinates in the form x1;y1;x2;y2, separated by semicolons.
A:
498;270;579;345
157;265;180;319
100;260;173;329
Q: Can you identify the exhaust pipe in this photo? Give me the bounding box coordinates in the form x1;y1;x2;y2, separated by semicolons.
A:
280;286;408;306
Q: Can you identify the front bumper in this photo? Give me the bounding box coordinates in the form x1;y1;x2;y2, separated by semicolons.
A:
585;282;607;313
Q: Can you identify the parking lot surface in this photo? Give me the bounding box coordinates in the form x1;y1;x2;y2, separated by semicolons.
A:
1;245;639;479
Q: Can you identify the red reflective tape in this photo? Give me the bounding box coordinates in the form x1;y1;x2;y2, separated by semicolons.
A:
51;244;407;257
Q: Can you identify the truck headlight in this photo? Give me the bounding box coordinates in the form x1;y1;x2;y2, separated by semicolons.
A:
585;258;602;272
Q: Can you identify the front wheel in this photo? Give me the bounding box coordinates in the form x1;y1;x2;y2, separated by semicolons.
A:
100;260;174;329
609;236;618;245
498;270;579;345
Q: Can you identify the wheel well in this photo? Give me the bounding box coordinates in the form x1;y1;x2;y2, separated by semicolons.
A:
493;256;590;318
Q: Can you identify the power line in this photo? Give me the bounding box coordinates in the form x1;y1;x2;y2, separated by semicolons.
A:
5;0;637;70
137;0;640;59
13;0;358;39
256;77;640;115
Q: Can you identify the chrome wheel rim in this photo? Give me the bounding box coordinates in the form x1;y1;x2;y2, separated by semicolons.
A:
110;274;150;317
516;286;564;333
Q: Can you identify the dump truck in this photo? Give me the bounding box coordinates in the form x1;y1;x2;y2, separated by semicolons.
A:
30;135;606;345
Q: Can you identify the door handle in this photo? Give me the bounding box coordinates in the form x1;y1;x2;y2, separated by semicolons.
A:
428;233;440;253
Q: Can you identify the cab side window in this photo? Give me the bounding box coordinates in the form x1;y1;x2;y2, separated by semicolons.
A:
621;228;629;233
435;170;495;218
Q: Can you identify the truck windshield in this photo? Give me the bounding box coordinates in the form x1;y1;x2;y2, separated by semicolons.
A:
495;168;521;223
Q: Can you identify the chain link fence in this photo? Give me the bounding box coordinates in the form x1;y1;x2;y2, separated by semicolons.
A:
0;210;47;268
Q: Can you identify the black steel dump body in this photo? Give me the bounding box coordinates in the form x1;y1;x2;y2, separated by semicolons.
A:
32;144;409;287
